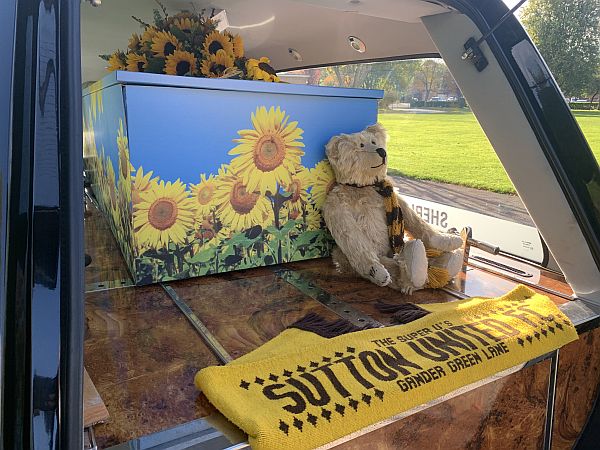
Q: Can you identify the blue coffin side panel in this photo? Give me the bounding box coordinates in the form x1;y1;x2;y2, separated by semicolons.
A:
83;72;382;285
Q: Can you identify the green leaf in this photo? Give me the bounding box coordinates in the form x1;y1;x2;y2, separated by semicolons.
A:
186;247;216;264
280;220;298;234
170;26;189;43
145;57;166;74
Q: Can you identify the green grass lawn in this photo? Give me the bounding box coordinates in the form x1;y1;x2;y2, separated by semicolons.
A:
380;110;600;194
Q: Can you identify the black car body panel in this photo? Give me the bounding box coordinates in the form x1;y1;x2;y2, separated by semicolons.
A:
2;1;84;449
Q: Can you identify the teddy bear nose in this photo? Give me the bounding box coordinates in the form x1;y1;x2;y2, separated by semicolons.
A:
376;148;387;159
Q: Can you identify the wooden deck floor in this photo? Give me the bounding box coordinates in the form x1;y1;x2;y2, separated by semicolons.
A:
83;204;600;449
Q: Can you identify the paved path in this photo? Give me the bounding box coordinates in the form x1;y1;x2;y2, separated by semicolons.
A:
389;175;534;227
387;108;447;114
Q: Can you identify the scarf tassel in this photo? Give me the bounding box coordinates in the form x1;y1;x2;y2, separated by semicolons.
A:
288;312;374;338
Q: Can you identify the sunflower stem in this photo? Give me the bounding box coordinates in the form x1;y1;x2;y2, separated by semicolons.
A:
268;189;292;264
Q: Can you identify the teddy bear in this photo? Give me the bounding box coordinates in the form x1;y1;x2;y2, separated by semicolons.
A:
322;123;464;294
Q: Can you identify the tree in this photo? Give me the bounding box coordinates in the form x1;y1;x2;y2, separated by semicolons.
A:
413;59;445;101
522;0;600;98
319;60;417;91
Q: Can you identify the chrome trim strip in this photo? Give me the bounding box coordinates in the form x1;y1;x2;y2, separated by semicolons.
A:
161;283;233;364
467;260;574;301
85;279;134;293
440;286;470;299
272;267;384;328
105;417;243;450
543;350;559;450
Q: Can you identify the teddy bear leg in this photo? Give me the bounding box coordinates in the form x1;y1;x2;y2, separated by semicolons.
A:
380;257;415;294
331;246;356;275
429;248;464;279
380;239;428;295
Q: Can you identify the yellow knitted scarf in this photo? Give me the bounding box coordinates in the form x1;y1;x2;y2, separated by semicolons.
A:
195;286;577;450
374;178;450;288
374;179;405;253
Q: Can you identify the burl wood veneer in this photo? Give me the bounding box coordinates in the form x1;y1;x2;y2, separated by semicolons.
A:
84;203;598;449
334;359;551;450
168;272;341;358
84;285;219;448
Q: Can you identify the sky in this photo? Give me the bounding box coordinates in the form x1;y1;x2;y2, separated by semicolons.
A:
503;0;527;15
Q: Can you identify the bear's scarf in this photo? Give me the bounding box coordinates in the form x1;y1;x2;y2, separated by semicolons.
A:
375;179;405;254
344;178;405;254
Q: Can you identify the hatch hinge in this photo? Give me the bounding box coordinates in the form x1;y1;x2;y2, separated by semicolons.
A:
462;38;489;72
461;0;528;72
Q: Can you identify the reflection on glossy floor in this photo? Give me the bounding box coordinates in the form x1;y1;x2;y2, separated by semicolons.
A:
84;204;597;449
85;205;132;289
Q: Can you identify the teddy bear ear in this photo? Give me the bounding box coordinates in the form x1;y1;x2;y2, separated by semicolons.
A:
325;135;344;159
366;123;389;144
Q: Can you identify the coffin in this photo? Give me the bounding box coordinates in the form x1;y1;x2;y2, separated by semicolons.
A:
82;72;382;284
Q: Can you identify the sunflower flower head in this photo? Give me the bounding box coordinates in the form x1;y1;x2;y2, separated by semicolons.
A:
202;30;234;57
107;51;126;72
132;166;159;207
246;57;279;82
116;119;131;179
190;173;218;216
128;33;142;51
106;159;118;208
141;26;159;50
133;179;196;249
226;32;244;58
228;106;305;195
213;166;271;231
305;204;323;231
126;52;148;72
171;17;196;34
165;50;197;76
309;160;336;209
151;30;181;58
192;213;228;253
200;49;234;78
283;168;311;212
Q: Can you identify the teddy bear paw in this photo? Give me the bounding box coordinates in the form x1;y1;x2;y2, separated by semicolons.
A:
400;285;415;295
368;265;391;287
429;233;463;252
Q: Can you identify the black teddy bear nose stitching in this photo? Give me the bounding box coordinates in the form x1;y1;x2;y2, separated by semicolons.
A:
376;147;387;159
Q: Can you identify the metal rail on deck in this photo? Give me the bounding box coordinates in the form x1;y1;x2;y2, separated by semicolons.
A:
161;283;233;364
272;267;384;328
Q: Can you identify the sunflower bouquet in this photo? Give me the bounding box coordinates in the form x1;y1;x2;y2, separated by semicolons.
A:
102;1;280;82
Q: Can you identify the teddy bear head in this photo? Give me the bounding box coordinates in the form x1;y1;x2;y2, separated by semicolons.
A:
325;123;389;186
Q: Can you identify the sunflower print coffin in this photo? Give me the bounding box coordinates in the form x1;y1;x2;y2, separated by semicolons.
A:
82;71;383;285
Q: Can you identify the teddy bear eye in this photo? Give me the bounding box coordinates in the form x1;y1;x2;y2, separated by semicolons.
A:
360;143;365;148
372;140;376;145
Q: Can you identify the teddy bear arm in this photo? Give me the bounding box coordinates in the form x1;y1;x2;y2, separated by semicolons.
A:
397;195;463;251
324;205;391;286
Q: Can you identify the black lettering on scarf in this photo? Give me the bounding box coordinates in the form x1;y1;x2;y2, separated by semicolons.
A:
286;374;330;407
336;355;374;389
448;324;491;346
423;330;475;356
464;323;501;343
376;347;422;375
502;305;545;327
407;339;451;362
312;364;351;398
442;329;479;350
263;384;307;414
359;351;398;381
477;318;521;340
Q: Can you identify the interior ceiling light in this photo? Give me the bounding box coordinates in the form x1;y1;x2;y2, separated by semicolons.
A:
348;36;366;53
288;48;303;62
84;0;101;6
